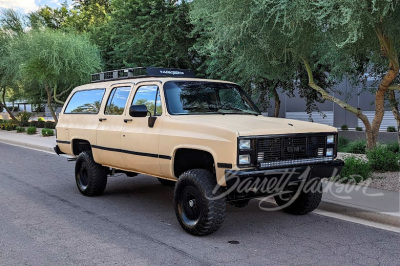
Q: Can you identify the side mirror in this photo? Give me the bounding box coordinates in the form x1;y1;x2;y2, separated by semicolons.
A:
129;104;148;117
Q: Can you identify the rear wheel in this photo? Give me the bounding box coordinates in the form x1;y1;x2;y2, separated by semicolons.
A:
274;178;322;215
174;169;226;236
75;151;107;196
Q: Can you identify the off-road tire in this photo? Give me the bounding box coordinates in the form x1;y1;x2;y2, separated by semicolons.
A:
75;151;107;196
157;178;176;186
274;178;322;215
174;169;226;236
229;199;250;208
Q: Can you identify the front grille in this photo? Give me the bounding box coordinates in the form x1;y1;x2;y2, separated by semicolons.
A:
257;135;328;168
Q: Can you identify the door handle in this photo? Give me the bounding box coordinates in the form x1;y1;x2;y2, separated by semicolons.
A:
99;118;107;122
124;119;133;123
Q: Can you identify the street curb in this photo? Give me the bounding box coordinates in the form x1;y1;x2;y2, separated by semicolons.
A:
318;201;400;228
0;138;55;153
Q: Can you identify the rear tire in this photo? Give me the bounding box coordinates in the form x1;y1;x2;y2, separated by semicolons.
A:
174;169;226;236
274;178;322;215
75;151;107;196
157;178;176;186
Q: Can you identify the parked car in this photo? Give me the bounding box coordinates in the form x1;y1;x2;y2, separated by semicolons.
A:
55;67;343;235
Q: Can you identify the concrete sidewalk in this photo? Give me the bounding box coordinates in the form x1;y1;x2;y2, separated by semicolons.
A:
0;130;399;229
0;130;56;153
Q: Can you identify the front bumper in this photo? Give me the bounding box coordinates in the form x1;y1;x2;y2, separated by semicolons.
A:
224;160;344;200
54;145;65;155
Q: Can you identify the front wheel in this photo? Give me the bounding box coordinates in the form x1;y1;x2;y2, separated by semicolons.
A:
274;178;322;215
174;169;226;236
75;151;107;196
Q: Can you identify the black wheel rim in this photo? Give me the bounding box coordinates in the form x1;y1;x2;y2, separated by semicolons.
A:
77;162;89;191
179;186;201;226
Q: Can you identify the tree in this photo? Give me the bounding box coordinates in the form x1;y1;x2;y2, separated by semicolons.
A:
5;29;102;122
99;0;196;70
190;0;400;149
0;9;25;123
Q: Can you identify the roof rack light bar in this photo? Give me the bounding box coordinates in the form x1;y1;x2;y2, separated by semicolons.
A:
91;67;195;82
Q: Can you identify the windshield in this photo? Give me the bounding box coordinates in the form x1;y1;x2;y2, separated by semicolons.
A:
164;81;260;115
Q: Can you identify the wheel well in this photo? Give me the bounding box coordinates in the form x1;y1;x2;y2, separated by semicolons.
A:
72;139;92;155
174;149;215;178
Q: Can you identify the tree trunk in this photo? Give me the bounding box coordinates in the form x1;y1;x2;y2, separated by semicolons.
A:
45;86;58;123
271;85;281;117
299;57;376;149
0;88;18;123
388;90;400;146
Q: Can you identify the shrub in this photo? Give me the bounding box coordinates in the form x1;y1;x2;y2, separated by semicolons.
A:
27;126;37;135
355;126;363;131
44;121;56;129
341;124;349;130
16;111;32;126
386;142;400;154
37;117;45;122
0;121;17;131
16;126;26;133
345;140;366;154
37;121;45;128
41;128;54;137
338;137;350;152
30;121;38;127
367;145;400;172
333;156;371;184
387;126;397;132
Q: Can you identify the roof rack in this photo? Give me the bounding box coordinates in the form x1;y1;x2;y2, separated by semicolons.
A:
91;67;196;83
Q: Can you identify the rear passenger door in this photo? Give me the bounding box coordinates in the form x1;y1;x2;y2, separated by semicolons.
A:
96;85;132;169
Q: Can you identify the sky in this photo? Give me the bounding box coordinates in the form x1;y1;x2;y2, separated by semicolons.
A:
0;0;73;14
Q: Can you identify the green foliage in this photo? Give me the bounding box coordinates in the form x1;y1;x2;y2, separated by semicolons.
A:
44;121;56;129
16;111;32;126
367;145;400;172
26;126;37;135
100;0;196;70
387;126;396;132
341;124;349;130
0;120;17;131
334;157;371;184
4;29;102;106
338;137;350;152
37;117;45;122
30;121;38;127
41;128;54;137
16;126;25;133
346;140;367;154
386;142;400;154
355;126;363;131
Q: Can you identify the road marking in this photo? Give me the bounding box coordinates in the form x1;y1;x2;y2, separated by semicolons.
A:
314;209;400;233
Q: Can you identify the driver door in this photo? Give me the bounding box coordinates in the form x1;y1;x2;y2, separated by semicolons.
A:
121;83;165;175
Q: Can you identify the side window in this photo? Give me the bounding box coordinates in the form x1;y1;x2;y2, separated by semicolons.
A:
64;89;105;114
105;86;131;115
132;85;163;116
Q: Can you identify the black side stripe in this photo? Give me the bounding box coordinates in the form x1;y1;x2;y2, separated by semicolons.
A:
56;140;71;144
92;145;171;160
217;163;233;169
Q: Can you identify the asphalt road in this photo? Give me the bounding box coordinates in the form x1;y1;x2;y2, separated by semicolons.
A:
0;142;399;266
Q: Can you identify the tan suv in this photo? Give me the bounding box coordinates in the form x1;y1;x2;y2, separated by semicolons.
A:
55;67;343;235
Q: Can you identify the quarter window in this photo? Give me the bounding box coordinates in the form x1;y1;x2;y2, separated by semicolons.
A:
105;86;131;115
64;89;105;114
132;85;162;116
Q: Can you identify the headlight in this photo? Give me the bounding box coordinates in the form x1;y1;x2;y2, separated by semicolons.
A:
239;154;251;165
326;148;334;157
327;135;335;144
239;139;251;150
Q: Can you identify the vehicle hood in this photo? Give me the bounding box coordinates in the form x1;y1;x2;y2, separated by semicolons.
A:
170;115;337;136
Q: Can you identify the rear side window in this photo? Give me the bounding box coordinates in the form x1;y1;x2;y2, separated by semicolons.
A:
132;85;162;116
64;89;105;114
105;86;131;115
